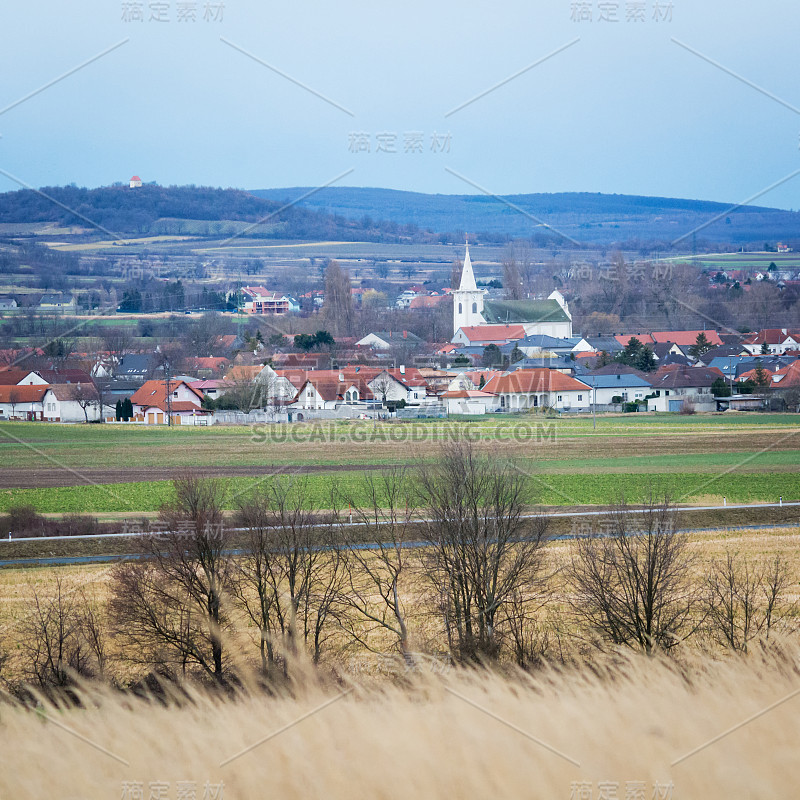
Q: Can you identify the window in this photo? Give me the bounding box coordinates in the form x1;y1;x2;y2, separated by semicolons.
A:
557;395;562;402
458;303;463;314
500;396;505;407
578;394;583;401
471;302;477;313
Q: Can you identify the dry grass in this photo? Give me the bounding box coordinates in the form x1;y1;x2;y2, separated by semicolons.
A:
3;646;800;799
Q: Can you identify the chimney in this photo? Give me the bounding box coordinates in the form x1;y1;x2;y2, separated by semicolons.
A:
338;372;344;382
400;365;406;374
403;330;407;339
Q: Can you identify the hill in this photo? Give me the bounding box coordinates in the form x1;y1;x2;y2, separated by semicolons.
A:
253;186;800;246
0;184;423;243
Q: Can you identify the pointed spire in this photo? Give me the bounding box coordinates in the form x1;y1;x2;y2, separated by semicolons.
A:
459;241;477;291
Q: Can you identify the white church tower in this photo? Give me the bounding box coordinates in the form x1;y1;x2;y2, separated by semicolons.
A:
453;243;485;336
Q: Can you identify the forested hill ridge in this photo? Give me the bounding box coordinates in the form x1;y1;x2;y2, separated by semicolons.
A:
1;183;798;247
0;184;426;243
253;186;800;246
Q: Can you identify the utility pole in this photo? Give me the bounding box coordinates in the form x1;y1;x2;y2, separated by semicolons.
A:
164;359;173;426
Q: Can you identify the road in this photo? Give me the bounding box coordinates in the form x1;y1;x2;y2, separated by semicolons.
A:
0;501;797;568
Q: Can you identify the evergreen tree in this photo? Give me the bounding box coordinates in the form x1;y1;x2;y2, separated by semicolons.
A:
689;332;713;359
115;399;123;421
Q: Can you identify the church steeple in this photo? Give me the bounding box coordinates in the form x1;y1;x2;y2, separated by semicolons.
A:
459;241;477;291
452;241;485;336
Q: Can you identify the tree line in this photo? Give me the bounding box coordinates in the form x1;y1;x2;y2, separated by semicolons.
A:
0;442;794;699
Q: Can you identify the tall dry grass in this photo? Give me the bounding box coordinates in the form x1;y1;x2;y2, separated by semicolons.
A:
3;645;800;799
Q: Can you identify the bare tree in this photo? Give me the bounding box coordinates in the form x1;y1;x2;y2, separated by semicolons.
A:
102;327;133;375
416;440;550;662
502;248;522;300
370;372;395;408
70;382;99;423
232;476;345;675
704;551;793;653
8;387;21;420
337;468;415;659
109;474;232;682
17;578;105;688
324;260;355;337
568;495;698;654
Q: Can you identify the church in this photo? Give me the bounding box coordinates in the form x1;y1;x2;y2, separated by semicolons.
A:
451;244;573;342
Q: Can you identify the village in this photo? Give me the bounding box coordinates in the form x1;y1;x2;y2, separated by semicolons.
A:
0;245;797;425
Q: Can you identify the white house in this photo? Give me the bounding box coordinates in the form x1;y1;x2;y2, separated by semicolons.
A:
240;287;300;315
442;389;499;415
484;369;592;412
43;384;105;422
130;175;143;188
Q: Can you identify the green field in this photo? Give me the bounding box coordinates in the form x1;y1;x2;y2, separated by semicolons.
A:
0;414;798;513
1;471;796;514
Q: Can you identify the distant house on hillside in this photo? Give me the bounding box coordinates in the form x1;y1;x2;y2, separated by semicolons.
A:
0;297;18;310
240;287;299;315
39;293;76;313
130;175;143;189
356;331;424;350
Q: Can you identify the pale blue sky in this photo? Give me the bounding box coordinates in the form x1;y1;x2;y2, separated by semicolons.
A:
0;1;798;208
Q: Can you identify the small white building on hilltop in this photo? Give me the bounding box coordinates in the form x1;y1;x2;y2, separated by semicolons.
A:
130;175;143;189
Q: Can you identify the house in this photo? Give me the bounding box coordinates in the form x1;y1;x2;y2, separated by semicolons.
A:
189;379;231;399
39;293;77;313
115;354;164;381
356;331;424;350
578;373;653;407
515;335;582;357
0;384;47;420
214;334;245;353
184;357;230;377
646;366;724;412
130;175;143;189
485;369;592;412
771;361;800;388
272;352;331;370
42;384;103;422
130;379;206;425
0;297;18;310
409;294;451;310
0;368;37;386
650;330;724;348
291;375;376;410
584;337;624;356
741;329;800;356
240;287;299;315
452;244;572;338
452;324;526;347
442;389;499;416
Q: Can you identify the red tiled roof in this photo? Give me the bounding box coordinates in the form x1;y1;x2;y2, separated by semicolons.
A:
0;385;47;403
741;329;800;345
131;380;202;411
772;361;800;387
0;368;32;386
488;369;590;394
651;330;723;347
456;325;526;343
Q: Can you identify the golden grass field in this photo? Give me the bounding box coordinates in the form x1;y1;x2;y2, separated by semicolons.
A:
3;640;800;799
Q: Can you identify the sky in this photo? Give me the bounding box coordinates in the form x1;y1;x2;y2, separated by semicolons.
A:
0;1;799;209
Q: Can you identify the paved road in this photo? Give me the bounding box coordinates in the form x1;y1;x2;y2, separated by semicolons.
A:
1;501;797;568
